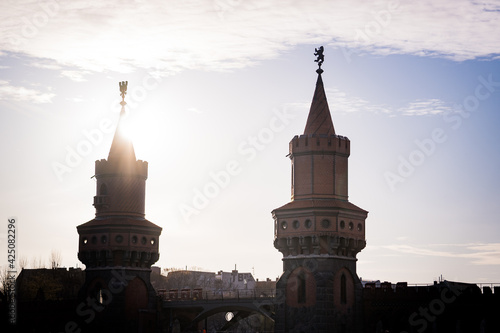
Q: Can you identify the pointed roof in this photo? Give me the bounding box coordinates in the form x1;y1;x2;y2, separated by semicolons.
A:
303;73;335;136
108;108;136;162
107;81;136;163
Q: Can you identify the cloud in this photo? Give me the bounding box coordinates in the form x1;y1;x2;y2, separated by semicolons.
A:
327;88;391;114
186;107;203;114
65;97;84;103
60;70;89;82
463;243;500;265
327;88;450;116
383;243;500;265
0;80;55;103
397;98;453;116
0;0;498;75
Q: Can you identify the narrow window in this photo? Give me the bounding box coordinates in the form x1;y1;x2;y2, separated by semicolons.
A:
341;274;347;304
98;289;104;304
298;270;306;304
100;183;108;195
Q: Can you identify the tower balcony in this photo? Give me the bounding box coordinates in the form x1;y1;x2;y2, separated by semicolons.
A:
274;234;366;258
93;195;110;209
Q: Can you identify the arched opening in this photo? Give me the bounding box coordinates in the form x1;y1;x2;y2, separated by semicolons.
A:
341;274;347;304
334;268;355;310
87;278;107;305
297;270;306;304
286;266;316;307
125;277;148;320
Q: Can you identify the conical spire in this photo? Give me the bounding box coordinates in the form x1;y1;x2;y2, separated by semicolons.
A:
303;46;335;136
108;81;136;162
108;109;136;161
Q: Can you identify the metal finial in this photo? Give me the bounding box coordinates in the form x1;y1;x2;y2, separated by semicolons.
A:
119;81;128;106
314;46;324;74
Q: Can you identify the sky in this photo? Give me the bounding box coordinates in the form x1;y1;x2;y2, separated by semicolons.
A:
0;0;499;285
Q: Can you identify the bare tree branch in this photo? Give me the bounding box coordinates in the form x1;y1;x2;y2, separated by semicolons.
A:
50;250;62;269
19;255;28;270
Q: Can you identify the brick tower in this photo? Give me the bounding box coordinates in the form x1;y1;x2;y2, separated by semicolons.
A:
273;48;368;333
77;82;162;333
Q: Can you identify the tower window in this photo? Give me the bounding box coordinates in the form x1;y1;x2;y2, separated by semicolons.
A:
91;236;97;244
357;223;363;231
100;183;108;195
281;221;288;230
293;220;300;229
321;219;330;228
297;270;306;304
348;222;354;230
82;237;88;245
141;236;147;245
150;238;156;245
115;235;123;243
341;274;347;304
132;236;138;244
101;235;107;244
305;219;312;229
98;289;104;304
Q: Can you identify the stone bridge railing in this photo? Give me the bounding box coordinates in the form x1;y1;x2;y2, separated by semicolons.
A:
158;288;276;301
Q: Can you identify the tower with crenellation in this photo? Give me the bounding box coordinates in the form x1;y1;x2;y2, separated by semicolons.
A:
77;82;162;333
273;47;368;333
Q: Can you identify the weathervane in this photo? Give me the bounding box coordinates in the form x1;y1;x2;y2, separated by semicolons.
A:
119;81;128;107
314;46;324;74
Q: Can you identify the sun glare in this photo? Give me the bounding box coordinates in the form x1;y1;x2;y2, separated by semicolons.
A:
118;108;163;161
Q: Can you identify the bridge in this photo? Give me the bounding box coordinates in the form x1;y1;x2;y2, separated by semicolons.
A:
161;289;277;332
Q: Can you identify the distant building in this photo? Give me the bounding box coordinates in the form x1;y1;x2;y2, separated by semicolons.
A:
14;267;84;332
362;280;500;332
255;278;277;298
155;268;258;300
216;270;256;291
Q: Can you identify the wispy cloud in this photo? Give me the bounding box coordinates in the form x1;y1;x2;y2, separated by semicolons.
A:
327;88;450;116
383;243;500;265
0;0;498;75
60;70;89;82
397;98;452;116
186;107;203;114
327;88;391;114
0;80;55;103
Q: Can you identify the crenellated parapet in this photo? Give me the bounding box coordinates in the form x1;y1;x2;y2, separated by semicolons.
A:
290;134;350;157
95;158;148;179
290;133;351;200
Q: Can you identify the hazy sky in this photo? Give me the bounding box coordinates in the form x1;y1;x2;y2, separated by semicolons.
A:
1;0;499;284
